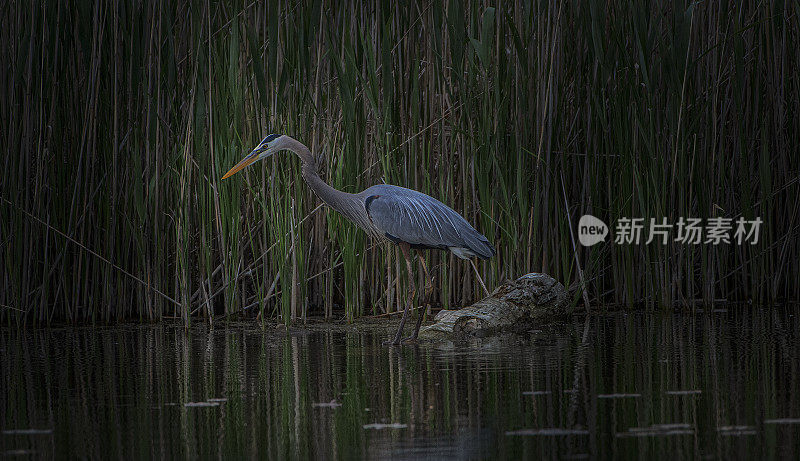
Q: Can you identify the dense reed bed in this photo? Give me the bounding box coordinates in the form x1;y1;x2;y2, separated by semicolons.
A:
1;1;798;325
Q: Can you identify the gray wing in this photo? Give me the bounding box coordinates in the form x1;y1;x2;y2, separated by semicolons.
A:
363;185;495;259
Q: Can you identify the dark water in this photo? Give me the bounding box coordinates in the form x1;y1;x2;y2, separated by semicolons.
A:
2;311;800;459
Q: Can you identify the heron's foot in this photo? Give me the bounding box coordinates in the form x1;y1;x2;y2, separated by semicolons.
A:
383;330;403;346
382;336;417;345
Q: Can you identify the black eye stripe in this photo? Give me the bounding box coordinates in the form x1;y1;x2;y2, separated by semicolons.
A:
264;134;281;143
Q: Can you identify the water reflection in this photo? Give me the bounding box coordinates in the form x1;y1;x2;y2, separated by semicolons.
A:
2;311;799;458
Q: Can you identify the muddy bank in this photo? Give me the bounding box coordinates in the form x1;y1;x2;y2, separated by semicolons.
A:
246;272;574;340
90;273;573;340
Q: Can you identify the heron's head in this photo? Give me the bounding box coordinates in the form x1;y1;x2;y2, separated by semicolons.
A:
221;134;288;179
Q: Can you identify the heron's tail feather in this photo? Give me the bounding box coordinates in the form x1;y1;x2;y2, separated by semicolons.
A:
461;232;495;260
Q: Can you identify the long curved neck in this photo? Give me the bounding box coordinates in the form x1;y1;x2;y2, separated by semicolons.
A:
284;137;369;229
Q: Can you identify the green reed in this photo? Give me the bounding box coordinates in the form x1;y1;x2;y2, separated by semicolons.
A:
1;1;798;324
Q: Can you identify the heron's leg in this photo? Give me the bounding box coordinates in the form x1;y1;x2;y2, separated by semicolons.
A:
418;256;434;299
404;254;433;342
469;258;490;297
384;242;416;346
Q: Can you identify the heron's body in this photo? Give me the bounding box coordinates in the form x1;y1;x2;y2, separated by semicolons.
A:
318;183;494;259
223;134;495;344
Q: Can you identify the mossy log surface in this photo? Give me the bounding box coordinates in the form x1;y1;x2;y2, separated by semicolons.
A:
419;273;572;339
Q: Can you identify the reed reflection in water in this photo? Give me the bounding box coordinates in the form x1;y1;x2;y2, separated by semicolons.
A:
2;311;800;459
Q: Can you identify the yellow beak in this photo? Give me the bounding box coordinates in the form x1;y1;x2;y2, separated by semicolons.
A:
221;152;260;179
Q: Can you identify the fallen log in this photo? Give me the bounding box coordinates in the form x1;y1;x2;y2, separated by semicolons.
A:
419;273;573;339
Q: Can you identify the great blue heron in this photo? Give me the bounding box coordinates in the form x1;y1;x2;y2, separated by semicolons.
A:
222;134;495;344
